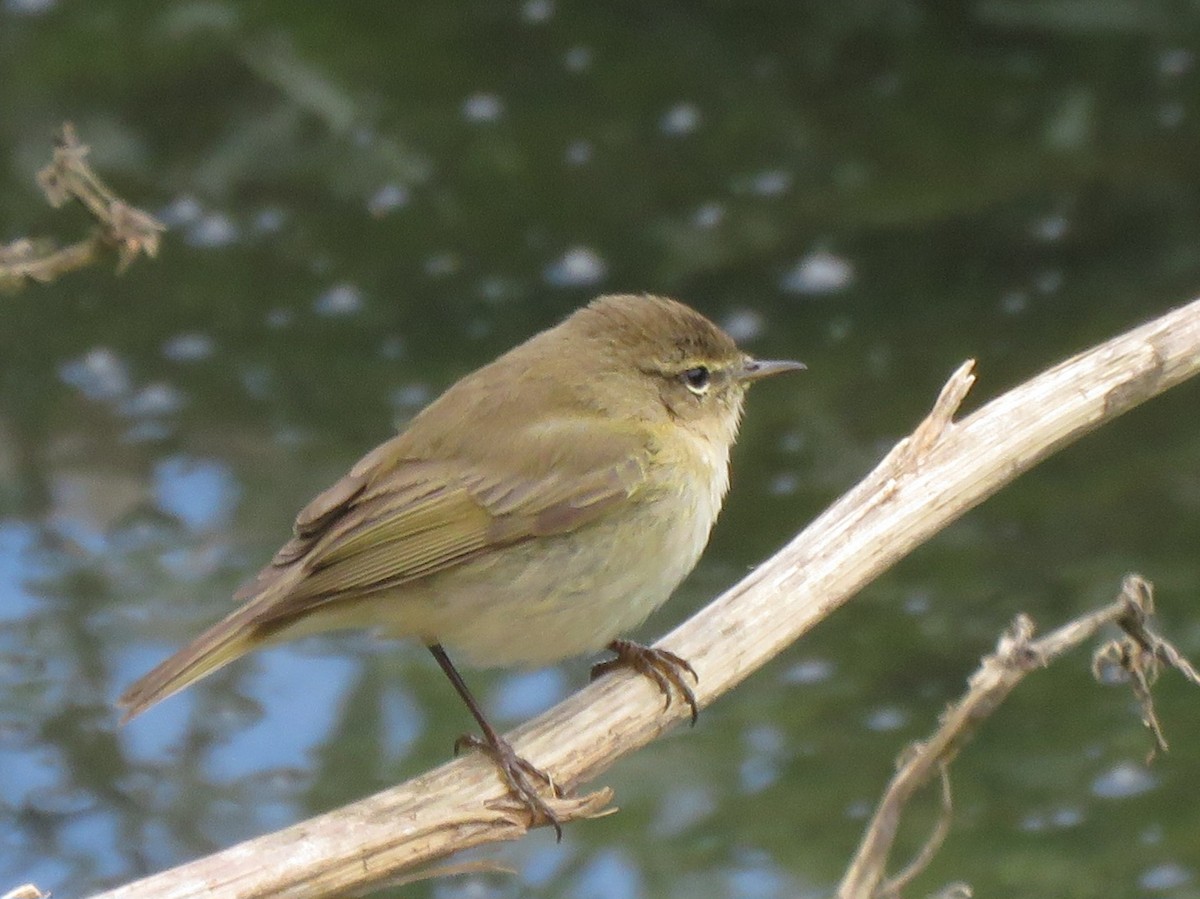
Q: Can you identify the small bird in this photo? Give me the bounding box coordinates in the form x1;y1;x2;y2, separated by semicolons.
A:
119;294;803;837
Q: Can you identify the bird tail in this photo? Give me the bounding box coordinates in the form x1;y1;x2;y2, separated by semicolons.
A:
117;605;264;723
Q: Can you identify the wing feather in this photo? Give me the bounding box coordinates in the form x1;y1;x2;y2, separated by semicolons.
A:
238;424;651;631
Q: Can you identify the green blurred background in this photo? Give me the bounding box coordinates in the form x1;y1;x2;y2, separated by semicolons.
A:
2;2;1200;897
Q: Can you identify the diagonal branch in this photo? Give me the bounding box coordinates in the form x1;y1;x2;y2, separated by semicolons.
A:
90;297;1200;899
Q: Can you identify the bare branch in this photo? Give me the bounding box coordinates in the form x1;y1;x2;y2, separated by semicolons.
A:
0;124;164;291
837;575;1200;899
877;764;954;899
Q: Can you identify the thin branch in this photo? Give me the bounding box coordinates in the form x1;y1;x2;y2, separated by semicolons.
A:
876;764;954;899
837;575;1200;899
0;124;164;291
90;297;1200;899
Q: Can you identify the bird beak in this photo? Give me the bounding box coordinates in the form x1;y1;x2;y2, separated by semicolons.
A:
737;358;807;383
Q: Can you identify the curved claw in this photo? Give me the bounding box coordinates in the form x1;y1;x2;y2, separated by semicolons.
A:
592;639;701;725
455;732;565;841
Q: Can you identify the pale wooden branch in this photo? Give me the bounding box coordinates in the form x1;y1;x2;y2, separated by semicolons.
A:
838;574;1200;899
91;297;1200;899
2;885;49;899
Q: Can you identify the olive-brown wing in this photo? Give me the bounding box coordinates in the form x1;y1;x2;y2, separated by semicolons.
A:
239;435;650;631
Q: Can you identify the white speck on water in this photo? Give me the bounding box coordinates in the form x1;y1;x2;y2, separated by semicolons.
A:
780;657;834;685
3;0;57;15
462;92;504;123
253;206;286;234
1140;862;1192;892
692;202;724;229
367;183;410;217
1158;47;1193;78
1092;761;1158;799
121;382;184;418
59;347;130;400
543;245;607;287
778;431;806;454
721;308;763;342
1032;213;1069;242
391;383;432;410
751;169;793;197
313;283;364;317
864;706;908;732
1050;805;1084;828
162;332;215;363
1000;290;1028;315
1021;804;1085;832
903;591;931;615
157;194;203;227
768;472;799;496
522;0;554;22
240;365;273;400
564;45;593;72
424;253;460;278
477;274;517;302
265;308;294;329
845;799;873;820
1034;268;1063;295
781;249;855;295
660;102;701;136
739;724;785;794
564;139;593;166
186;212;240;248
652;785;716;837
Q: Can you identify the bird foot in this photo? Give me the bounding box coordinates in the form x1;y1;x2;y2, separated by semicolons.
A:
591;639;700;725
455;732;565;841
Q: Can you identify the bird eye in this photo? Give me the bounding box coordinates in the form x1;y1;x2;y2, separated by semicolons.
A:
682;366;711;394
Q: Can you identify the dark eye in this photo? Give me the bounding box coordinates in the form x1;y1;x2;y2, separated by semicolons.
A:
682;366;711;394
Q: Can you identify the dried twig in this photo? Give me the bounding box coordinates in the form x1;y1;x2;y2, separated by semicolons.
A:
0;123;164;291
837;575;1200;899
876;764;953;899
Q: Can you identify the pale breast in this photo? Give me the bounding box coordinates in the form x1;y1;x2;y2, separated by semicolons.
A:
408;431;732;668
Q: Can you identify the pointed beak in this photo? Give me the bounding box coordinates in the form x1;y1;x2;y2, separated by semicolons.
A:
737;358;807;383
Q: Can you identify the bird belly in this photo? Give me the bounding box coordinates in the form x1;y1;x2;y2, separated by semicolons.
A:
388;487;720;668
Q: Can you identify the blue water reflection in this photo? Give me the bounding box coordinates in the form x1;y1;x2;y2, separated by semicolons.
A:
152;456;240;533
0;523;41;622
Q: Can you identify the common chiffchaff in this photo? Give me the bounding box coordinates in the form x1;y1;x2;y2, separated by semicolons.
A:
119;294;803;837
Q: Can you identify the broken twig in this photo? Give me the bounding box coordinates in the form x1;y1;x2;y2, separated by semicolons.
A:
0;123;164;291
837;575;1200;899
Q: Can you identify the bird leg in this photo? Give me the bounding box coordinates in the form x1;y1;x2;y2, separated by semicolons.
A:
427;643;565;841
591;639;700;725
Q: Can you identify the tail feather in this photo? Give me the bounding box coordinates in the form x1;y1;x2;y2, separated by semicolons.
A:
117;606;263;723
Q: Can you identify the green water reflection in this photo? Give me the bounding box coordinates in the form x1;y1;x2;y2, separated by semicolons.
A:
2;2;1200;897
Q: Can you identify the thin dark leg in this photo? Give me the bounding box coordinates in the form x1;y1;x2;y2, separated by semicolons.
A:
428;643;564;840
591;639;700;725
